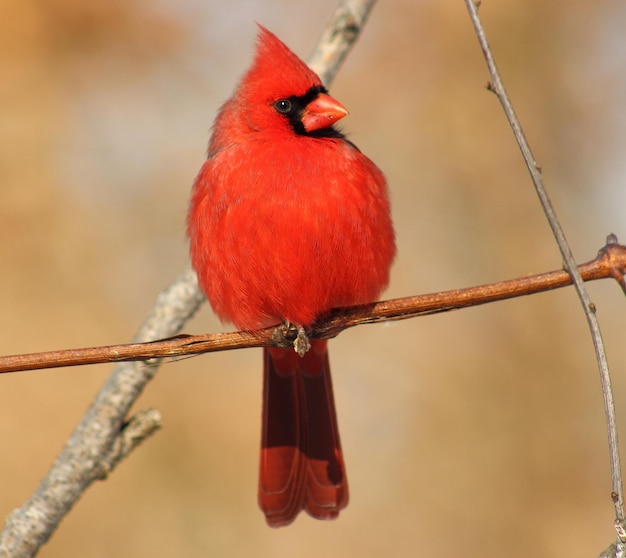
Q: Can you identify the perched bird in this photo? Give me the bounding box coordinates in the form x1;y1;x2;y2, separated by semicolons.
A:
188;26;395;527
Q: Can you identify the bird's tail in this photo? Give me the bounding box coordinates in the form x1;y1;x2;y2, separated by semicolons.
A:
259;339;348;527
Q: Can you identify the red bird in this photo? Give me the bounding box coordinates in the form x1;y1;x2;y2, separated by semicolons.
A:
188;26;395;527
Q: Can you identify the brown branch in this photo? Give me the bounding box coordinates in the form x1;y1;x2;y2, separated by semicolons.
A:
1;238;625;375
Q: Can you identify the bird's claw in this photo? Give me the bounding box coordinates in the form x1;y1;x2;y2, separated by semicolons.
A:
293;325;311;357
281;321;311;357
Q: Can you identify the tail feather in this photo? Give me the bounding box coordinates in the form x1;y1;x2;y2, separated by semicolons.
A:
259;339;348;527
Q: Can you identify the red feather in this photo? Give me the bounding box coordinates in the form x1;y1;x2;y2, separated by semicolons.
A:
188;26;395;527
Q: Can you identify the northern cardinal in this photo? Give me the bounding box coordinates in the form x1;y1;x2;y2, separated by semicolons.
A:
188;26;395;527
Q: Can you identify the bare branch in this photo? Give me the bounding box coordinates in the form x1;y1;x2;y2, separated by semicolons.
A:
0;267;202;558
308;0;377;83
99;409;163;477
463;0;626;552
0;1;379;554
0;238;625;374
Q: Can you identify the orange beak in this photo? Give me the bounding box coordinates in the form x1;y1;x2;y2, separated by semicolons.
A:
301;93;348;133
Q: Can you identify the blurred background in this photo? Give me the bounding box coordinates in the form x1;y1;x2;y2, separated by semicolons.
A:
1;0;625;556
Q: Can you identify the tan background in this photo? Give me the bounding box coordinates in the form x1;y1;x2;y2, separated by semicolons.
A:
2;1;626;556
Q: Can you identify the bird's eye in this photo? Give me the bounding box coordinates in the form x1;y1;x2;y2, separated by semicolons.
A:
274;99;292;114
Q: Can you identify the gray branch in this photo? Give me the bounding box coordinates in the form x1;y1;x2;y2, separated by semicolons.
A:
0;1;378;556
463;1;624;556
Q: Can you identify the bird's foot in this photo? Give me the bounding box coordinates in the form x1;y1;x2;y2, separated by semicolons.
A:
279;321;311;357
293;325;311;357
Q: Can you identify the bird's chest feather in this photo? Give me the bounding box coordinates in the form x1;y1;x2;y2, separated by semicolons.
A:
210;137;377;244
190;135;393;328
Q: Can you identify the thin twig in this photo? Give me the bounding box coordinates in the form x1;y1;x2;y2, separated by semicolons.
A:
0;239;625;374
463;0;626;552
0;3;377;556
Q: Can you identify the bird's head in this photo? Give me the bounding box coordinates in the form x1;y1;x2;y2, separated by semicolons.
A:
232;26;349;137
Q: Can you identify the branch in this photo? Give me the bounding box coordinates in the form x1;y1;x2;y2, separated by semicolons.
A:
0;2;378;556
0;238;625;374
308;0;377;83
0;268;203;558
463;1;626;554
